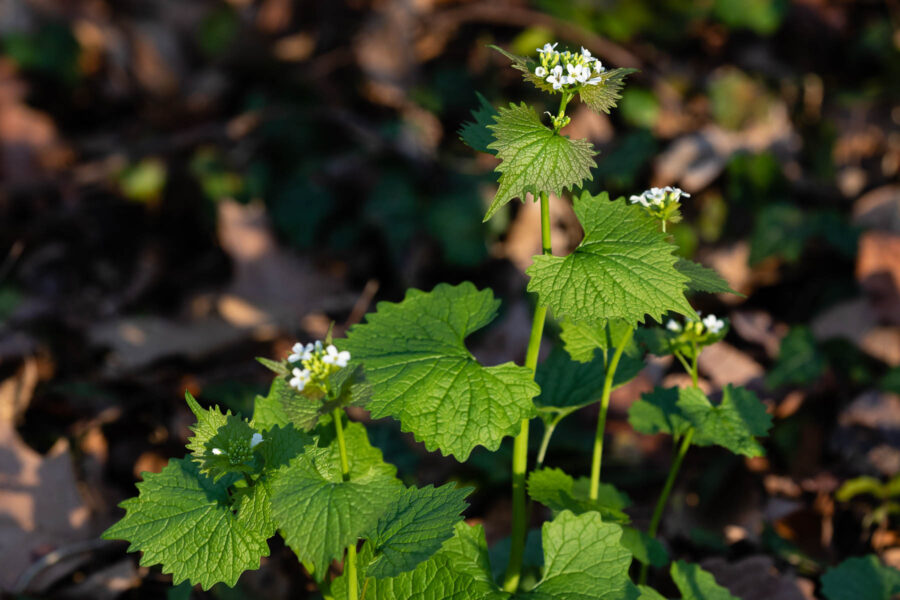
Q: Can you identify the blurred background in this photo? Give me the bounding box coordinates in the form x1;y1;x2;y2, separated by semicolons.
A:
0;0;898;598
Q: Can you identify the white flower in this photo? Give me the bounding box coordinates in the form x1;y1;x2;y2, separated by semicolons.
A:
594;60;605;74
289;367;311;391
287;342;305;363
535;66;547;77
629;187;670;208
250;433;264;448
546;65;565;90
537;42;558;54
322;344;351;368
666;320;682;332
581;47;592;61
702;314;725;335
211;447;224;455
661;186;690;202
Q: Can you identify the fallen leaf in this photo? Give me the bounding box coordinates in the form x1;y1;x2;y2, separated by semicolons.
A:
857;231;900;324
697;341;765;388
0;424;94;592
701;555;809;600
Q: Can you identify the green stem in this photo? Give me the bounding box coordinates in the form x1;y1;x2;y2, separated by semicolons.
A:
672;350;692;378
690;342;699;388
638;428;694;585
502;191;553;593
536;415;561;467
589;326;634;500
333;409;358;599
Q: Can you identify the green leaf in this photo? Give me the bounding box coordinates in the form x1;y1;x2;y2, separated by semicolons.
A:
270;421;402;572
628;386;698;439
252;379;292;431
521;510;638;600
484;103;596;221
334;522;505;600
620;526;668;567
340;282;539;460
236;424;313;536
559;318;637;363
368;483;473;579
636;586;667;600
820;555;900;600
526;192;694;325
766;326;826;388
836;476;891;502
578;68;638;115
184;392;260;481
670;561;739;600
674;259;740;296
102;458;270;590
256;356;289;376
459;92;499;155
687;385;772;457
630;386;772;457
527;467;631;524
534;347;643;416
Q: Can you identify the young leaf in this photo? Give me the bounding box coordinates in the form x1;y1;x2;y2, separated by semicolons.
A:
484;102;596;221
685;385;772;458
619;526;669;567
102;458;270;590
340;282;539;460
459;92;499;155
270;421;402;572
367;483;473;579
535;347;643;417
334;522;505;600
527;467;631;523
526;191;695;326
521;510;638;600
670;560;739;600
559;318;637;363
256;356;289;376
628;386;699;439
578;68;638;115
674;259;740;296
820;555;900;600
630;386;772;457
184;392;261;481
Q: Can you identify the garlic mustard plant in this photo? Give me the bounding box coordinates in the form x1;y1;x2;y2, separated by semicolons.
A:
629;186;690;231
103;41;784;600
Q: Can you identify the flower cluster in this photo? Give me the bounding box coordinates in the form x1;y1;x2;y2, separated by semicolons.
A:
210;432;263;466
666;314;725;336
629;186;690;228
534;43;605;91
287;340;351;396
664;313;728;359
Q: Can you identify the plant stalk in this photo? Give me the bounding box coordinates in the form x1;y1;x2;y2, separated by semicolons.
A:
589;326;635;500
502;191;553;593
333;409;358;599
638;427;694;585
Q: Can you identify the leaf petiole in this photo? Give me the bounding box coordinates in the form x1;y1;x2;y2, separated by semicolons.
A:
332;408;358;599
589;326;634;500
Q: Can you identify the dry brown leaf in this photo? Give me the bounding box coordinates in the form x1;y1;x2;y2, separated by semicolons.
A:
697;341;765;387
857;231;900;324
701;556;809;600
0;357;38;425
0;424;94;592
